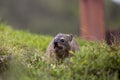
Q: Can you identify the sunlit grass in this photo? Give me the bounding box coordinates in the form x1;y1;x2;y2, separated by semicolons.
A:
0;23;120;80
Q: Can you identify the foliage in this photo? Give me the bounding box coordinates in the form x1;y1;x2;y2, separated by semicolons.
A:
0;23;120;80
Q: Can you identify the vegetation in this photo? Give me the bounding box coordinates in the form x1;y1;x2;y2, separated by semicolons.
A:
0;23;120;80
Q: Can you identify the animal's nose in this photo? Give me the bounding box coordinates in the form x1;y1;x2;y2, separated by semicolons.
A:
54;40;58;46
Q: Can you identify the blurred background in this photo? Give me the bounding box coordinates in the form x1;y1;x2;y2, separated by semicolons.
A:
0;0;119;35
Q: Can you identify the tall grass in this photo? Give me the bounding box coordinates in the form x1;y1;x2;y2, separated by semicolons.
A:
0;23;120;80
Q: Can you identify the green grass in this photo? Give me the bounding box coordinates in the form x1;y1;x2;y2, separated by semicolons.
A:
0;23;120;80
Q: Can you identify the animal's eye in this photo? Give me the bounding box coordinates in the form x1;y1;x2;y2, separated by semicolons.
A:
60;39;65;42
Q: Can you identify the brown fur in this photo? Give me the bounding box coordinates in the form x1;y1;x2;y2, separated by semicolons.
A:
46;33;80;62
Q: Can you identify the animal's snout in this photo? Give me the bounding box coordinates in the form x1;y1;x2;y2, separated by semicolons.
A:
54;40;58;47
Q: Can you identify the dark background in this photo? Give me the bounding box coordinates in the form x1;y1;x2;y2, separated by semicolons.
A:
0;0;120;35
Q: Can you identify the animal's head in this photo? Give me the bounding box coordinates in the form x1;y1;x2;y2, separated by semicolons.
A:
53;33;73;53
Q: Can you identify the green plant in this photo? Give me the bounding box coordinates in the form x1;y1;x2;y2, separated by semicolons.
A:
0;23;120;80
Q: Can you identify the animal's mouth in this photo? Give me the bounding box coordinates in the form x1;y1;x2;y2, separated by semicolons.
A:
54;44;64;53
54;45;63;50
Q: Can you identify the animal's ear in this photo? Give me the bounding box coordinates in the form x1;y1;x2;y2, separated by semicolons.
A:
67;34;73;41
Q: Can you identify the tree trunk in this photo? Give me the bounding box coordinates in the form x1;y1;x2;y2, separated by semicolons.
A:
80;0;105;41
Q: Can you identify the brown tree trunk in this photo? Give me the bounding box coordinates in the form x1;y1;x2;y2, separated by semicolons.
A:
80;0;105;41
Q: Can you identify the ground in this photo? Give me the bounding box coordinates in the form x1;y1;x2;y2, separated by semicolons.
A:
0;23;120;80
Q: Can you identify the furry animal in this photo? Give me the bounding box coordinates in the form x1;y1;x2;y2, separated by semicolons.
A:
46;33;80;62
